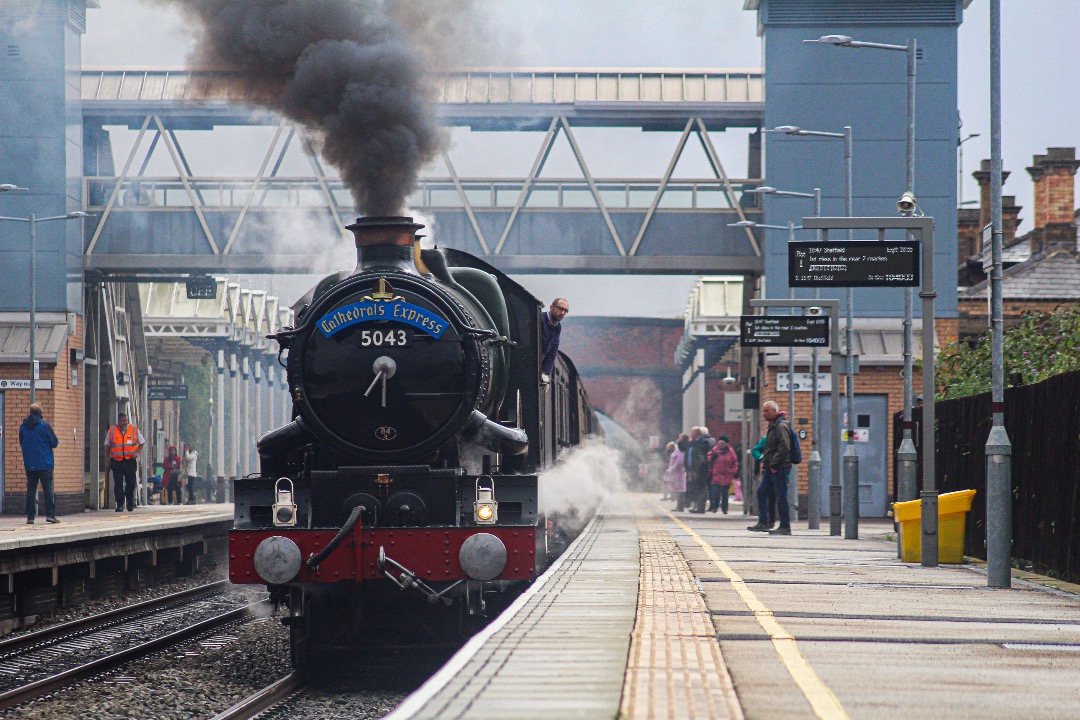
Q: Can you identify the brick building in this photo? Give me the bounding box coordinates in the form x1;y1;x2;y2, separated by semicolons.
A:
1;314;84;515
959;147;1080;337
558;316;685;450
758;317;959;518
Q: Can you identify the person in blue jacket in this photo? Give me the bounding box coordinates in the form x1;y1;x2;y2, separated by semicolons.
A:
19;403;60;525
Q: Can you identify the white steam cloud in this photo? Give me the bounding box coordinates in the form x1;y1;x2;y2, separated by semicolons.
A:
538;438;629;524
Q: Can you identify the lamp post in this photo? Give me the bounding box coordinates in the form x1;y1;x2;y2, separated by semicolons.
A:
745;186;824;528
0;210;90;403
986;0;1012;588
732;219;806;528
765;124;858;537
805;34;921;540
958;132;981;207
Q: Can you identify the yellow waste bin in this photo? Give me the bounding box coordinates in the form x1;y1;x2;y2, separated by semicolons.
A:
892;489;976;563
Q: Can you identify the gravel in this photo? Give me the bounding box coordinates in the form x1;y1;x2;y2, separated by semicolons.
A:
259;648;458;720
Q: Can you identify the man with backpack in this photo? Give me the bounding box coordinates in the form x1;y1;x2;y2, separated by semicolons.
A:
747;400;799;535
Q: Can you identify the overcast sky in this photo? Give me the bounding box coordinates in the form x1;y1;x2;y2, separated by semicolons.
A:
82;1;1080;315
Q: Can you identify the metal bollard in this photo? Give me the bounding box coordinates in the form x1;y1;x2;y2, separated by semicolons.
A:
843;444;859;539
985;425;1012;587
788;463;799;528
896;438;918;558
920;490;939;567
807;450;821;530
829;483;842;536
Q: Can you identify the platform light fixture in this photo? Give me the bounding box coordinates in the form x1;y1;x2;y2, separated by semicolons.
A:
273;477;297;527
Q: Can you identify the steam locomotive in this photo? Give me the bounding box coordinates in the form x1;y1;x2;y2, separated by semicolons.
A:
227;216;598;667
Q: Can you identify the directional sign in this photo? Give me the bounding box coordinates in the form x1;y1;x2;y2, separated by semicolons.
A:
148;384;189;401
740;316;830;347
788;240;920;287
0;379;53;390
776;372;833;392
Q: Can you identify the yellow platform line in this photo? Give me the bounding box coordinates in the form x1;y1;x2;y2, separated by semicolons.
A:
660;505;850;720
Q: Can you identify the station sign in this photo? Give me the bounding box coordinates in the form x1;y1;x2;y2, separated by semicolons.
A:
788;240;920;287
775;372;833;393
0;379;53;390
186;277;218;300
740;316;829;347
148;384;189;401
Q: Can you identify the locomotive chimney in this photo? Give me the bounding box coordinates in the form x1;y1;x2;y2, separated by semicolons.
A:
346;216;426;275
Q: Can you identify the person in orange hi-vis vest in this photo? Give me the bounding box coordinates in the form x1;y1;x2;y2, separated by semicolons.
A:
105;411;145;512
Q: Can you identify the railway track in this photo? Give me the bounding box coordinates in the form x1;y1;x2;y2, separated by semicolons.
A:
209;671;306;720
207;644;459;720
0;581;267;710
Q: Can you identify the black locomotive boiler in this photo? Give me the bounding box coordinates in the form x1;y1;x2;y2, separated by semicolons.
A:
228;216;598;666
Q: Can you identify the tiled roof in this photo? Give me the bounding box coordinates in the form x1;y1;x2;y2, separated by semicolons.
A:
966;249;1080;300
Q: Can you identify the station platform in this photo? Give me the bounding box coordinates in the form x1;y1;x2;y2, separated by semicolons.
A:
0;503;232;629
0;503;232;553
389;493;1080;720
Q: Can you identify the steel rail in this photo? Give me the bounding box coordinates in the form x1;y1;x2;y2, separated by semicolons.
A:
0;599;267;710
209;671;306;720
0;580;231;655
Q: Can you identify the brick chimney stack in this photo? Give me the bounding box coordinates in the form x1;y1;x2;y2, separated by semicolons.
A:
971;160;1021;254
973;159;1009;234
1026;147;1080;254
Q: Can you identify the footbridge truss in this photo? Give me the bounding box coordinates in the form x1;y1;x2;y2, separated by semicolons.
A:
81;68;765;276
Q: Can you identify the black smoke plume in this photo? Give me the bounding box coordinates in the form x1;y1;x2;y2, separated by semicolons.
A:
161;0;446;216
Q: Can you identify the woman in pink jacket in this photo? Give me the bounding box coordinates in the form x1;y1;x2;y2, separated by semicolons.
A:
707;435;739;514
663;437;688;511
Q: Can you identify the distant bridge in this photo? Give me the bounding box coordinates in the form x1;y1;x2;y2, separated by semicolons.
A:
81;68;765;276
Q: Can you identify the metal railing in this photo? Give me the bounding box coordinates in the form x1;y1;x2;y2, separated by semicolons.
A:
84;176;762;212
83;68;764;106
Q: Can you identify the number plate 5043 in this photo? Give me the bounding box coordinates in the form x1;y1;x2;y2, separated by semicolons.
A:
359;329;409;347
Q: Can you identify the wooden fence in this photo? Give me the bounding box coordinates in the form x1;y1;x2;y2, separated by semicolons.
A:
894;370;1080;582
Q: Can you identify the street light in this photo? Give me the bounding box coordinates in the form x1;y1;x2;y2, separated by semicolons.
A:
0;185;29;193
745;186;827;530
731;219;807;528
805;32;920;543
765;123;858;538
986;0;1012;588
0;210;91;403
958;132;981;207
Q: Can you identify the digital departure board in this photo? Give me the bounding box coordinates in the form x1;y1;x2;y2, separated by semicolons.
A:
788;241;920;287
740;315;830;347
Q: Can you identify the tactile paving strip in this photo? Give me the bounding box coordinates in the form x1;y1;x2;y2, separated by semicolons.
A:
620;514;744;720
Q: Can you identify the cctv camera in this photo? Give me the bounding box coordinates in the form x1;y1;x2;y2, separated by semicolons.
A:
807;306;823;316
722;374;737;387
897;191;917;214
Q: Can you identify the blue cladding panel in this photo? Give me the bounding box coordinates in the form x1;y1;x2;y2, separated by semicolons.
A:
0;0;86;312
760;14;960;317
765;0;960;26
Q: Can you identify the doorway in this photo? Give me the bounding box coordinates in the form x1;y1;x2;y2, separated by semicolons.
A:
815;393;890;518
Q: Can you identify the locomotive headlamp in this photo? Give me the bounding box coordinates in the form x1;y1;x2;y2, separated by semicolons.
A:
273;477;298;527
474;477;498;525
